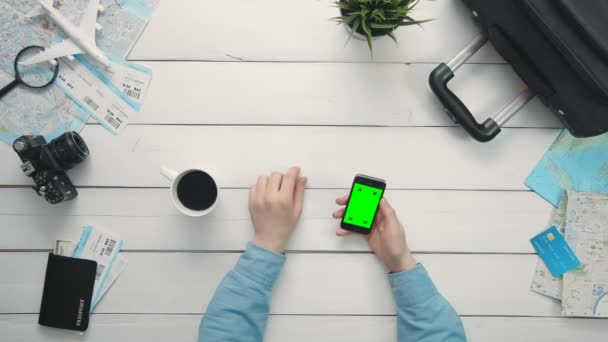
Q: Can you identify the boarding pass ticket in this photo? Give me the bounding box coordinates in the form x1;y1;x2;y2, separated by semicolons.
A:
72;226;125;309
96;253;128;305
79;54;153;110
55;239;128;309
54;54;152;135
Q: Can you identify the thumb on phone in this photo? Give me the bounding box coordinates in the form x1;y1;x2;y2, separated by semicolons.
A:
379;198;397;225
336;228;354;236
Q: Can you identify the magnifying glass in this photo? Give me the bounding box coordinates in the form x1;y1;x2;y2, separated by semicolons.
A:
0;46;60;99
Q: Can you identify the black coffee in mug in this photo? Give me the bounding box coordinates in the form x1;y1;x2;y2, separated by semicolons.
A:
176;170;218;211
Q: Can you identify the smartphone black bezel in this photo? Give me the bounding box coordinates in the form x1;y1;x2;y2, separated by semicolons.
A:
340;174;386;235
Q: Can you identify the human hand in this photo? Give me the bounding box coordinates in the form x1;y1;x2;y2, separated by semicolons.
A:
249;166;307;253
333;196;417;273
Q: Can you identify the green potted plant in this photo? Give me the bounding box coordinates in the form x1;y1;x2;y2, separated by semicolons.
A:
334;0;430;54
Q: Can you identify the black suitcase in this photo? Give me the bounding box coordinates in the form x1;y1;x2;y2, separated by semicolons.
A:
429;0;608;142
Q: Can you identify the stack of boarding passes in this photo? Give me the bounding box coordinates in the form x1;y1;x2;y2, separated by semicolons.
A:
38;225;127;333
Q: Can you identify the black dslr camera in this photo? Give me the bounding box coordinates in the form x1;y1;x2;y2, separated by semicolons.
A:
13;132;89;204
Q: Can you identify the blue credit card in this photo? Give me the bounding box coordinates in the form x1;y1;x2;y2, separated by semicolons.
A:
530;226;580;277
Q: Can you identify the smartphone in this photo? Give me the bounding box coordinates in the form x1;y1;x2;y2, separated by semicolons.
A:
340;174;386;235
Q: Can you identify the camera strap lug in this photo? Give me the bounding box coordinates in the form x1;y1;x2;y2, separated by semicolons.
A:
20;161;37;176
32;186;43;197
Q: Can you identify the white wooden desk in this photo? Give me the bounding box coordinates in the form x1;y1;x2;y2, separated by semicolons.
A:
2;0;607;341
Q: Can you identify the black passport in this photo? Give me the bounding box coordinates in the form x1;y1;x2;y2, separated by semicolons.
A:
38;253;97;332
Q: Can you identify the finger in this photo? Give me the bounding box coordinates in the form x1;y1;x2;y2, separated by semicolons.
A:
256;176;268;198
293;176;307;215
365;227;377;241
332;207;345;219
269;172;284;192
336;228;354;237
280;166;300;196
371;206;385;228
374;209;385;223
249;184;256;203
379;198;398;225
335;195;349;205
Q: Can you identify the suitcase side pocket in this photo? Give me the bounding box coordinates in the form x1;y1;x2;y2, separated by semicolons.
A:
522;0;608;99
557;0;608;60
486;25;554;100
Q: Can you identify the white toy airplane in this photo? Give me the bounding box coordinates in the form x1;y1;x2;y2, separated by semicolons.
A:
20;0;112;69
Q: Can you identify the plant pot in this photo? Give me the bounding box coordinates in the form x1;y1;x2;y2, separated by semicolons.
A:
339;4;396;41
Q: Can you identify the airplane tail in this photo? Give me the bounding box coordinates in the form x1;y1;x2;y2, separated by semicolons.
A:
25;0;53;18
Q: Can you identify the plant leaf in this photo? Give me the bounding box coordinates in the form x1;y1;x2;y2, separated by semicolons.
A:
398;18;434;28
369;23;396;29
345;18;361;46
387;31;398;44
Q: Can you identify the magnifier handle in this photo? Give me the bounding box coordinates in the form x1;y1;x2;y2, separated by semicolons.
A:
0;79;20;98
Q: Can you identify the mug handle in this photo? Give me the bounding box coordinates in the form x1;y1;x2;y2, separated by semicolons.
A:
160;165;179;182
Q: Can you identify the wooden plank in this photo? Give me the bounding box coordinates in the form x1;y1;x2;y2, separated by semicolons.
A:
131;0;502;63
2;315;606;342
0;188;552;253
133;62;561;128
0;126;560;188
0;253;560;316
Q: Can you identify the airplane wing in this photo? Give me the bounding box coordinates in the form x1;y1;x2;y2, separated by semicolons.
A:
18;39;83;65
79;0;102;39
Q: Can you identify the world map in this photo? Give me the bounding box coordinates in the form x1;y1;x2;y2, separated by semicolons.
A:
0;0;158;145
526;130;608;207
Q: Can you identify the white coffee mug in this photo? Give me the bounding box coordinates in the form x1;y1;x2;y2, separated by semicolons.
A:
160;165;220;217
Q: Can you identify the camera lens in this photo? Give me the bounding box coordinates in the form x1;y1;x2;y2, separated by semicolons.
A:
13;139;28;153
48;132;90;170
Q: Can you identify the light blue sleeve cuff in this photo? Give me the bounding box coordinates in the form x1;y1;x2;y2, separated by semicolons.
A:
233;242;287;290
389;263;439;307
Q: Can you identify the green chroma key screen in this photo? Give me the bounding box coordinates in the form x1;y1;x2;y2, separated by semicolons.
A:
344;183;384;229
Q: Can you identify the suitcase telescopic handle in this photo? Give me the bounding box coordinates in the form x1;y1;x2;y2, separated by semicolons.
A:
429;33;535;142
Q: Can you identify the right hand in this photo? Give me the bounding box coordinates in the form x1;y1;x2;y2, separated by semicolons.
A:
333;196;417;273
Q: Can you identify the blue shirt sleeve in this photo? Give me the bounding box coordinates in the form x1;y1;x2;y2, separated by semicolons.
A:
390;264;467;341
199;242;286;342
